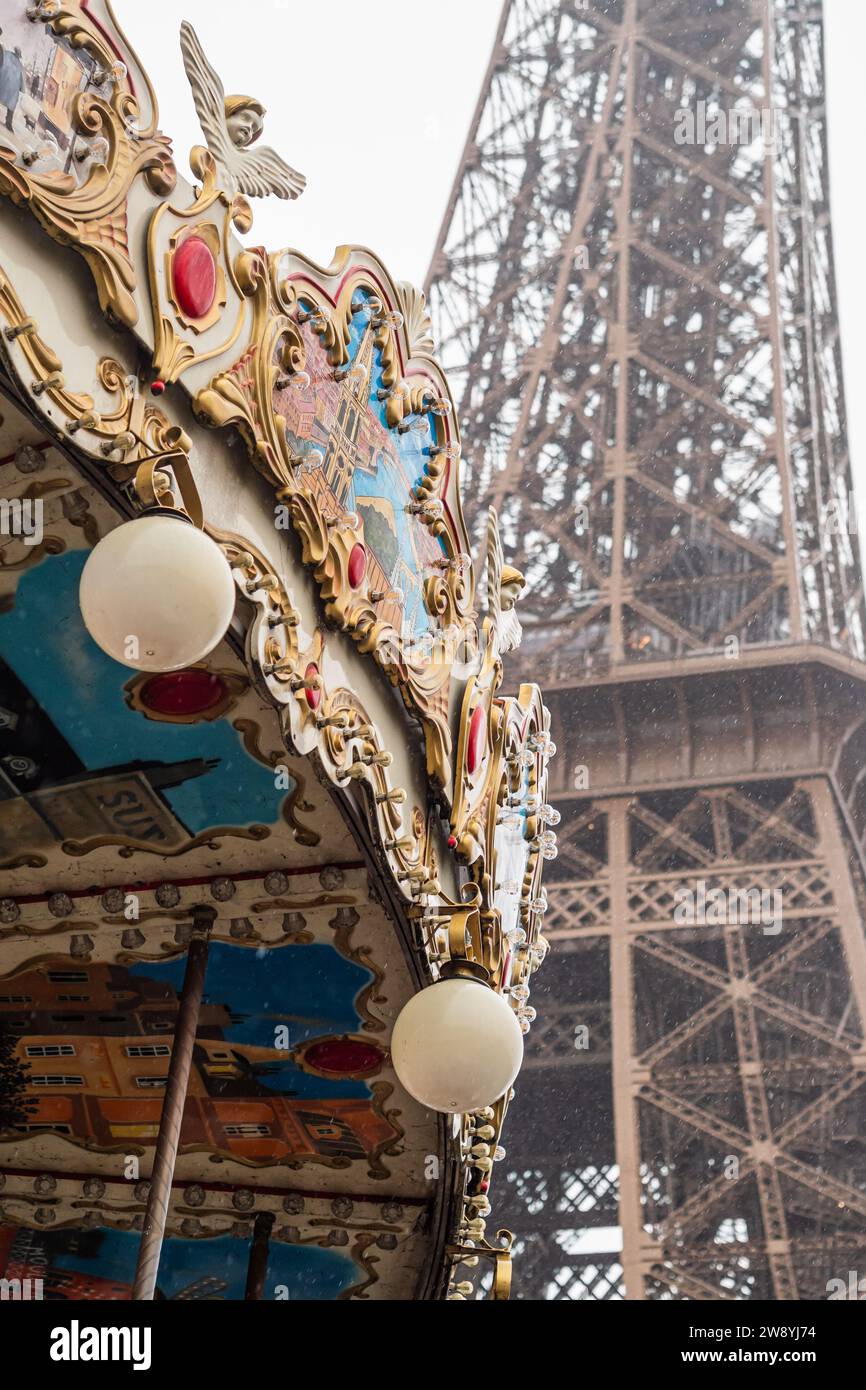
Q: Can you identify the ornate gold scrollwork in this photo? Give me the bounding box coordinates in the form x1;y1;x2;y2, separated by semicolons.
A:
0;260;203;512
60;823;271;860
146;148;254;384
0;3;175;327
396;281;436;357
287;493;388;651
0;265;90;418
211;534;437;893
190;250;477;789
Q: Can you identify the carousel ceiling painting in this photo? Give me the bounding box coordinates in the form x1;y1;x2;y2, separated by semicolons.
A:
0;0;555;1302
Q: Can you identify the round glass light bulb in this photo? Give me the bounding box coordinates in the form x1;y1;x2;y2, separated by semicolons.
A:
391;976;524;1114
79;514;236;672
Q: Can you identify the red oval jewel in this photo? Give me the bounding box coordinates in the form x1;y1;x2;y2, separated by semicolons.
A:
173;235;217;320
467;705;486;774
304;662;321;710
303;1038;384;1076
139;669;227;717
348;543;367;588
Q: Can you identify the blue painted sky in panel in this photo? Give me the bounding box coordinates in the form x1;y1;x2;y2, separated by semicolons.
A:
130;943;374;1099
49;1225;357;1299
0;550;289;832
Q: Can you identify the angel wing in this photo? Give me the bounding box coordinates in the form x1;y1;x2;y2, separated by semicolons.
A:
500;606;523;655
179;21;306;200
486;507;523;655
486;508;504;620
233;145;306;201
179;21;233;171
486;506;504;640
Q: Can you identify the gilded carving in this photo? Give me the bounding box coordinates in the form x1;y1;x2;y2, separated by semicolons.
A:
328;906;388;1036
146;150;254;384
60;823;270;860
396;281;436;357
0;2;176;327
191;253;477;788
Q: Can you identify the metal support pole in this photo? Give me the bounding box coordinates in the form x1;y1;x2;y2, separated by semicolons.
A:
607;797;647;1300
133;907;214;1301
809;777;866;1035
244;1211;276;1300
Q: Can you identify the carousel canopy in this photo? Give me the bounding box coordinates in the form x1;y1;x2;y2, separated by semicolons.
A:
0;0;553;1303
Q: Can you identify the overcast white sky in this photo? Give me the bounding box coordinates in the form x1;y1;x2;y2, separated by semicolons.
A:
116;0;864;524
116;0;501;282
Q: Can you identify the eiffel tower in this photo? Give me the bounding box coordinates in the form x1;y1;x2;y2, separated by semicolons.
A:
427;0;866;1300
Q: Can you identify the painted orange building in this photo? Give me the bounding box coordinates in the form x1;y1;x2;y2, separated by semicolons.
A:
3;964;395;1163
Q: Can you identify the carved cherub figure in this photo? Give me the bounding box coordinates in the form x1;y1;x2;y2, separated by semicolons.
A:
179;21;306;201
224;94;265;151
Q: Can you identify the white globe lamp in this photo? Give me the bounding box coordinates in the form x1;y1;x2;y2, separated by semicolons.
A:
79;513;236;672
391;973;523;1114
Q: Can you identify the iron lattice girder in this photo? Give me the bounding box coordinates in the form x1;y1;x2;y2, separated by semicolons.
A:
498;769;866;1300
427;0;865;676
427;0;866;1301
505;779;866;1297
